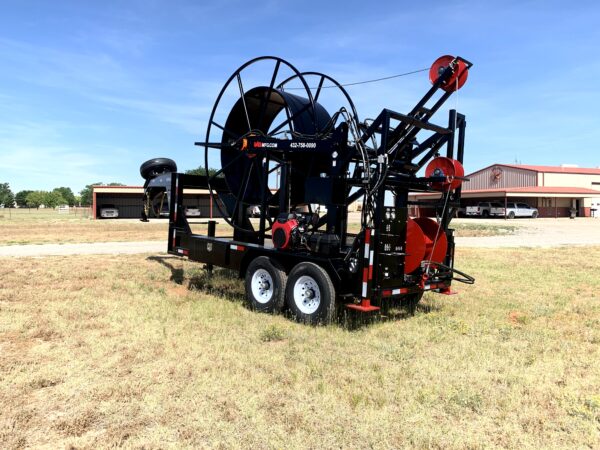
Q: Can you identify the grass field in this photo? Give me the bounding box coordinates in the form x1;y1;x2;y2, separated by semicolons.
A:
0;209;168;245
0;209;516;245
1;247;598;448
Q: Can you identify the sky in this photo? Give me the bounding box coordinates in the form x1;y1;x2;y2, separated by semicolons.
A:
0;0;599;195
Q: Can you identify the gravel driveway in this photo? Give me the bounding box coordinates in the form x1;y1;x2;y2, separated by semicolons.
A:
0;241;166;258
0;219;598;257
454;217;600;248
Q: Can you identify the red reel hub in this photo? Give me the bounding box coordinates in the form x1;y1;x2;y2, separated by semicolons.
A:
425;156;464;191
429;55;469;92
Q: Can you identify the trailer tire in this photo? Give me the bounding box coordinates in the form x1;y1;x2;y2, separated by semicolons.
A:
507;211;515;219
140;157;177;180
286;262;336;325
245;256;286;313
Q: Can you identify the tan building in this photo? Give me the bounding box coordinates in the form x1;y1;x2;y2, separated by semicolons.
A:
410;164;600;218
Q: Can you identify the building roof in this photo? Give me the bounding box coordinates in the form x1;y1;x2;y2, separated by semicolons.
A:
469;164;600;176
93;186;145;194
410;186;600;199
93;186;211;195
92;185;144;189
466;186;600;195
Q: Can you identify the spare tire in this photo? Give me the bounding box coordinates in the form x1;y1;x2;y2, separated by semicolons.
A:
140;158;177;180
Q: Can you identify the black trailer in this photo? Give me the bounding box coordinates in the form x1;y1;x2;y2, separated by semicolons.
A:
141;55;474;324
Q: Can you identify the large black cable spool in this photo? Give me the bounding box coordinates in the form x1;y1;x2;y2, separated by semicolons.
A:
203;57;334;233
277;71;360;132
220;86;331;205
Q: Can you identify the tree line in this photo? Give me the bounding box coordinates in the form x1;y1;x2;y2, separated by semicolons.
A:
0;168;216;209
0;182;124;208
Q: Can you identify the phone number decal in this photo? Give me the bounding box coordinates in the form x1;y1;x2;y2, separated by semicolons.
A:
290;142;317;149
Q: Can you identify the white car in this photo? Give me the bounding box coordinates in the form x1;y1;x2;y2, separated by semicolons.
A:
184;207;201;217
100;204;119;218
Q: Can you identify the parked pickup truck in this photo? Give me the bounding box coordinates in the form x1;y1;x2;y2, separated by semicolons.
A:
465;201;503;217
490;202;539;219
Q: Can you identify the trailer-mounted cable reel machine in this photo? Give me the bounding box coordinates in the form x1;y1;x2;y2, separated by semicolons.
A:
140;55;475;324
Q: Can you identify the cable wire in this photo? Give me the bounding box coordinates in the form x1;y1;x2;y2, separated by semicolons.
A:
286;68;429;90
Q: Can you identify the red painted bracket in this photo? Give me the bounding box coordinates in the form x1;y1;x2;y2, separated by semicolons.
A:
346;299;380;312
439;288;458;295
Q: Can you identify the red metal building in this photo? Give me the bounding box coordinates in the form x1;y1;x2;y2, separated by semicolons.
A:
410;164;600;217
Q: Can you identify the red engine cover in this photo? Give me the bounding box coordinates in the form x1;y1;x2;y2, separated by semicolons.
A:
272;219;299;249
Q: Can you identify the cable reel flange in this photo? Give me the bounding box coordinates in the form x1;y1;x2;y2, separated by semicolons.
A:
277;71;361;130
203;56;320;233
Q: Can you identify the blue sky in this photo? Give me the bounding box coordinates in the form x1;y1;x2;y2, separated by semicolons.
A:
1;0;599;194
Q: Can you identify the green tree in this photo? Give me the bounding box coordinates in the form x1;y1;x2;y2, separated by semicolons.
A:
0;183;15;207
79;182;103;206
15;190;33;207
79;182;124;206
44;191;66;208
25;191;46;209
185;166;224;178
53;187;76;206
5;190;15;208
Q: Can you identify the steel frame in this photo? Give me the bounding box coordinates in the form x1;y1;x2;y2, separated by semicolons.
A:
146;56;473;311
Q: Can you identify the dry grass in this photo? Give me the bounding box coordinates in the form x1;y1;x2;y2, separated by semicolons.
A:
1;247;599;448
0;209;167;244
450;221;518;237
0;209;234;245
1;209;515;246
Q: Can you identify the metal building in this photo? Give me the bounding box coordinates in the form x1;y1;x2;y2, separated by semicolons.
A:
410;164;600;218
92;185;220;219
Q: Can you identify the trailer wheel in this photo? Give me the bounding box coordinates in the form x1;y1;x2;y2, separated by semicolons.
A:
507;211;515;219
140;157;177;180
286;262;335;325
245;257;286;313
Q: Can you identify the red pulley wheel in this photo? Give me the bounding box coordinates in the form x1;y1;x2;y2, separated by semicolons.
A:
414;217;448;265
404;218;426;274
425;156;464;191
429;55;469;92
